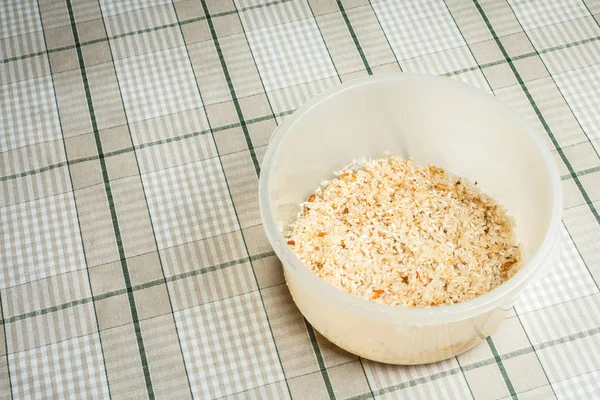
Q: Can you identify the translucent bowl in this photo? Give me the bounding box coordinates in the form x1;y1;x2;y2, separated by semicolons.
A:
258;73;562;365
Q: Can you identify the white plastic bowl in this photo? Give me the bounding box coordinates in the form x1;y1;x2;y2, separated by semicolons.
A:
258;73;562;365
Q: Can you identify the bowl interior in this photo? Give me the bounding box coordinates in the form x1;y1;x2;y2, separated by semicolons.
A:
267;75;555;263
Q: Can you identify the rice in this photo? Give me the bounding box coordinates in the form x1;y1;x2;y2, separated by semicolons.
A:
286;156;523;307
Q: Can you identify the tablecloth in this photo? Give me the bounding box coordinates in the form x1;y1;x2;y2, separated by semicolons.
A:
1;0;600;398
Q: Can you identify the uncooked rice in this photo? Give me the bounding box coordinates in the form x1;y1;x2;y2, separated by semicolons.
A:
287;156;523;307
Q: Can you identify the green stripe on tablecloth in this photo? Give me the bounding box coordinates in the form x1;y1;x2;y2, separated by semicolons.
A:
336;0;372;75
455;356;476;400
64;1;154;398
444;33;600;77
487;336;518;399
472;0;600;226
98;2;195;395
304;319;336;399
563;222;599;290
561;166;600;180
2;250;276;325
0;149;130;182
0;297;14;399
0;161;69;181
35;2;113;397
0;110;296;182
199;0;260;175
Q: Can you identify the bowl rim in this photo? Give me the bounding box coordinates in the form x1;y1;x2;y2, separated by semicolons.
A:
258;72;563;325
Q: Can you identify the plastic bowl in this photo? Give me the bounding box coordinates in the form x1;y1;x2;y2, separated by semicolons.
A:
258;73;562;365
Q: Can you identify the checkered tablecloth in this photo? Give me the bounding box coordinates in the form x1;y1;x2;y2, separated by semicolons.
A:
1;0;599;398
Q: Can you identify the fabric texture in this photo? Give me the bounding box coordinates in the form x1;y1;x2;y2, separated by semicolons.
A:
1;0;600;398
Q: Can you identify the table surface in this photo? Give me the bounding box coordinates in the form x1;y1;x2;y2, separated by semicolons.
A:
2;0;600;399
